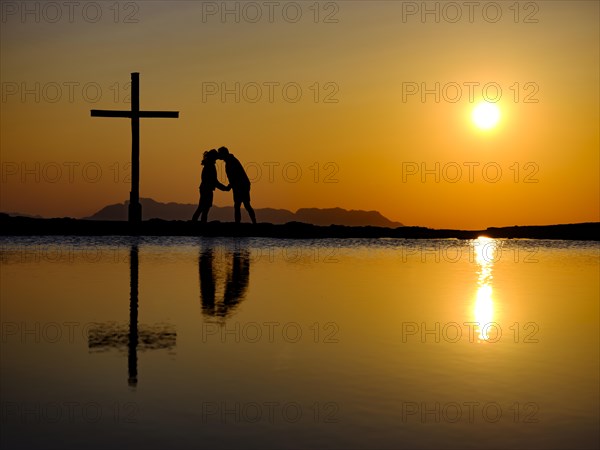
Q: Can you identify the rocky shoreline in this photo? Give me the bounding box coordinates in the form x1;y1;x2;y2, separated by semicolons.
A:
1;214;597;240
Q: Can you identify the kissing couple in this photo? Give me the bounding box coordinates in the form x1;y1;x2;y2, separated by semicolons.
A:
191;146;257;224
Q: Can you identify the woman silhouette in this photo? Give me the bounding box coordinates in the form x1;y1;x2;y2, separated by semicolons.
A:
191;149;230;223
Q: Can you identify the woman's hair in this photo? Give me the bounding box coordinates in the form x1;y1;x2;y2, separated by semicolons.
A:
202;149;219;165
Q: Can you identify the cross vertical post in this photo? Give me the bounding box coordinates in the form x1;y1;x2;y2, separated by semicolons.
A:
130;73;141;223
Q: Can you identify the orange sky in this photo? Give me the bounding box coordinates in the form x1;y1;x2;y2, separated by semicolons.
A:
1;1;598;229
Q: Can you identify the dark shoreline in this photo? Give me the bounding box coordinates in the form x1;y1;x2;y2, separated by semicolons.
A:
0;214;598;240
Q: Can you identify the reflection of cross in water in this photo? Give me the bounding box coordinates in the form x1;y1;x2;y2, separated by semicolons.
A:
128;244;139;386
88;245;176;388
199;248;251;319
91;73;179;223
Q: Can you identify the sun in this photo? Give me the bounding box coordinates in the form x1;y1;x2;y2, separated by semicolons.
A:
472;102;500;130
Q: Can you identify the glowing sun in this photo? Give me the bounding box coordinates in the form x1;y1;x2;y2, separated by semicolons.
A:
472;102;500;130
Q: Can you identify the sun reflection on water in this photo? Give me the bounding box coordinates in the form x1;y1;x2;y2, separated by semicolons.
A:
472;236;497;341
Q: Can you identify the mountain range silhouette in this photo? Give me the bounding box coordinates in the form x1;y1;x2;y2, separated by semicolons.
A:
82;198;404;227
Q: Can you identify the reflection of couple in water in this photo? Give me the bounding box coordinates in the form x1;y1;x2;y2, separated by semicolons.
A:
199;249;250;318
191;146;257;224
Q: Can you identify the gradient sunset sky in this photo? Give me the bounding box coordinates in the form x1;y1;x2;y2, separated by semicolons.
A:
1;1;598;229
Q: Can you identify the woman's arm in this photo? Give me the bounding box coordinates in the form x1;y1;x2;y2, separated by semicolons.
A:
202;165;229;190
215;180;230;191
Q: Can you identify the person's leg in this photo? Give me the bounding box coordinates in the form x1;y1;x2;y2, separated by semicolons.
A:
234;202;242;223
200;206;210;223
243;201;257;224
199;190;214;224
192;205;201;222
191;192;202;221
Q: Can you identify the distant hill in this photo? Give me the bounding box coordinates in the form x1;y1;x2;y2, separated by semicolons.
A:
83;198;404;227
3;212;45;219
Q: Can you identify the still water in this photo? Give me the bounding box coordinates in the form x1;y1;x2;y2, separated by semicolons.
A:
1;236;598;449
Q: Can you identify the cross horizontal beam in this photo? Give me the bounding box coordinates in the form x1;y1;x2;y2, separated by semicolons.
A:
91;110;179;118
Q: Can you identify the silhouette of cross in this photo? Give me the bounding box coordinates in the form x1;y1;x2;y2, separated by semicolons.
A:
91;72;179;223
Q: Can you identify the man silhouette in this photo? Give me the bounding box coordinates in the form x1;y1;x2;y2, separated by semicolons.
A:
217;146;257;224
